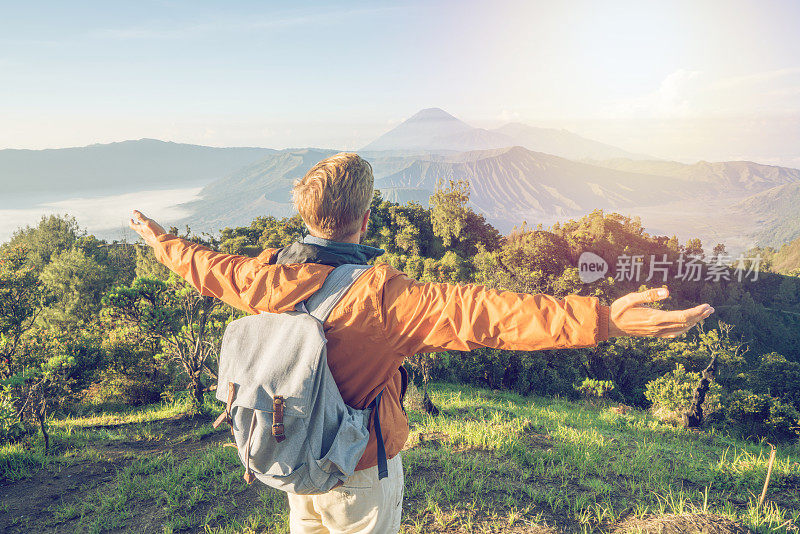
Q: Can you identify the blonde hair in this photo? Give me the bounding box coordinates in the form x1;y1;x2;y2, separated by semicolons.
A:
292;153;374;240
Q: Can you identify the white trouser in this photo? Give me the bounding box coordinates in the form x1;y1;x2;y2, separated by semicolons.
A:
287;454;404;534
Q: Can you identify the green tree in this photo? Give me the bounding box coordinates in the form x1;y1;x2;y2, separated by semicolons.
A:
218;214;307;255
476;229;571;294
684;238;704;258
135;244;172;281
93;241;139;287
390;203;438;256
3;214;83;271
39;248;112;327
430;179;500;257
3;329;78;450
696;322;746;389
0;247;46;379
431;179;471;249
102;277;227;409
363;190;392;248
746;352;800;408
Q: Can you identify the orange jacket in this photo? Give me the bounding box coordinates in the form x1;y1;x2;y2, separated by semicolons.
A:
152;234;610;470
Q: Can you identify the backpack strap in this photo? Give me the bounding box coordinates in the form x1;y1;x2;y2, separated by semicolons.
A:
304;264;373;323
304;263;390;480
371;391;389;479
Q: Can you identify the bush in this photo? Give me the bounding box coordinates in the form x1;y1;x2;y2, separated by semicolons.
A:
724;389;800;442
745;352;800;408
442;348;584;398
644;364;722;423
83;371;164;407
0;385;26;444
574;378;614;401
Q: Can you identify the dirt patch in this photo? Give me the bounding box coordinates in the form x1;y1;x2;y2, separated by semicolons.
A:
102;414;229;460
612;513;752;533
521;432;554;451
0;414;230;534
778;473;800;492
0;459;117;533
105;482;267;534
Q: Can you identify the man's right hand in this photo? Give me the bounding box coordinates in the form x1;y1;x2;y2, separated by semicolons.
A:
128;210;167;248
608;288;713;338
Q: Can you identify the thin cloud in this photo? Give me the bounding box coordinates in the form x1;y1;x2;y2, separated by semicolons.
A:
711;67;800;91
603;67;800;119
90;6;402;41
602;69;701;119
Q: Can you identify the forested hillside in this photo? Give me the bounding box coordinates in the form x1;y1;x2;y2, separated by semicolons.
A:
3;182;800;448
2;184;800;532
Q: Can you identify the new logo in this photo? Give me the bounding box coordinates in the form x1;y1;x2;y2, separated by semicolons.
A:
578;252;608;283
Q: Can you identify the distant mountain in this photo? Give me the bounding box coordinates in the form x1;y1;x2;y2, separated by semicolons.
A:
374;146;681;225
361;107;647;160
730;182;800;248
178;144;800;253
182;146;683;235
362;108;504;151
584;159;800;251
8;131;799;256
0;139;274;207
591;159;800;197
179;148;338;231
492;123;650;161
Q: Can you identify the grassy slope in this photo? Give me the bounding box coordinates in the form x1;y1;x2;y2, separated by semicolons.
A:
1;383;799;533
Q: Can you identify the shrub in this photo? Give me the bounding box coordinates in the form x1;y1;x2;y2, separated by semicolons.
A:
83;371;164;407
443;348;584;398
0;385;26;444
644;364;722;423
724;389;800;442
745;352;800;408
574;378;615;401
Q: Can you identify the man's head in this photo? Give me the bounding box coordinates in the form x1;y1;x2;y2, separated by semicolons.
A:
292;153;374;242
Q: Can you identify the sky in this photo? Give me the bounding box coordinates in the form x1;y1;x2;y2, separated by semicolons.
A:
2;0;800;165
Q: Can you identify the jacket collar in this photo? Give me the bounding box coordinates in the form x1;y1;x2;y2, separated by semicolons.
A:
273;235;384;267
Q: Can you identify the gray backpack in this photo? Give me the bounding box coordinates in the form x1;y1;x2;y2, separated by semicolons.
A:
213;264;388;494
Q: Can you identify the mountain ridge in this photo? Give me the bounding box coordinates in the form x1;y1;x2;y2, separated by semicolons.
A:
0;139;275;207
361;107;650;160
4;119;800;254
175;144;800;250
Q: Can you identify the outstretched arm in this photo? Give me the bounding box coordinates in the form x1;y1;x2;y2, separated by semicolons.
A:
127;210;329;313
379;269;713;355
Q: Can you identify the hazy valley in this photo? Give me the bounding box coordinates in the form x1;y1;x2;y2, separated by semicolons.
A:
4;108;800;254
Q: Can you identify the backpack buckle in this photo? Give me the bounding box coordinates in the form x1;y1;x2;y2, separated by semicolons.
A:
272;396;286;442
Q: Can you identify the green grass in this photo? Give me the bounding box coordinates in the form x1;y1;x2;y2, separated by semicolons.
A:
396;383;800;532
0;393;221;483
2;383;799;533
51;394;202;430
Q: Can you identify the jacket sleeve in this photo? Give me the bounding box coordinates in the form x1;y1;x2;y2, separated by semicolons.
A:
150;234;330;314
379;268;609;355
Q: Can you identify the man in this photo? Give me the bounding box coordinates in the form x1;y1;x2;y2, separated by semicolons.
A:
129;152;713;534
